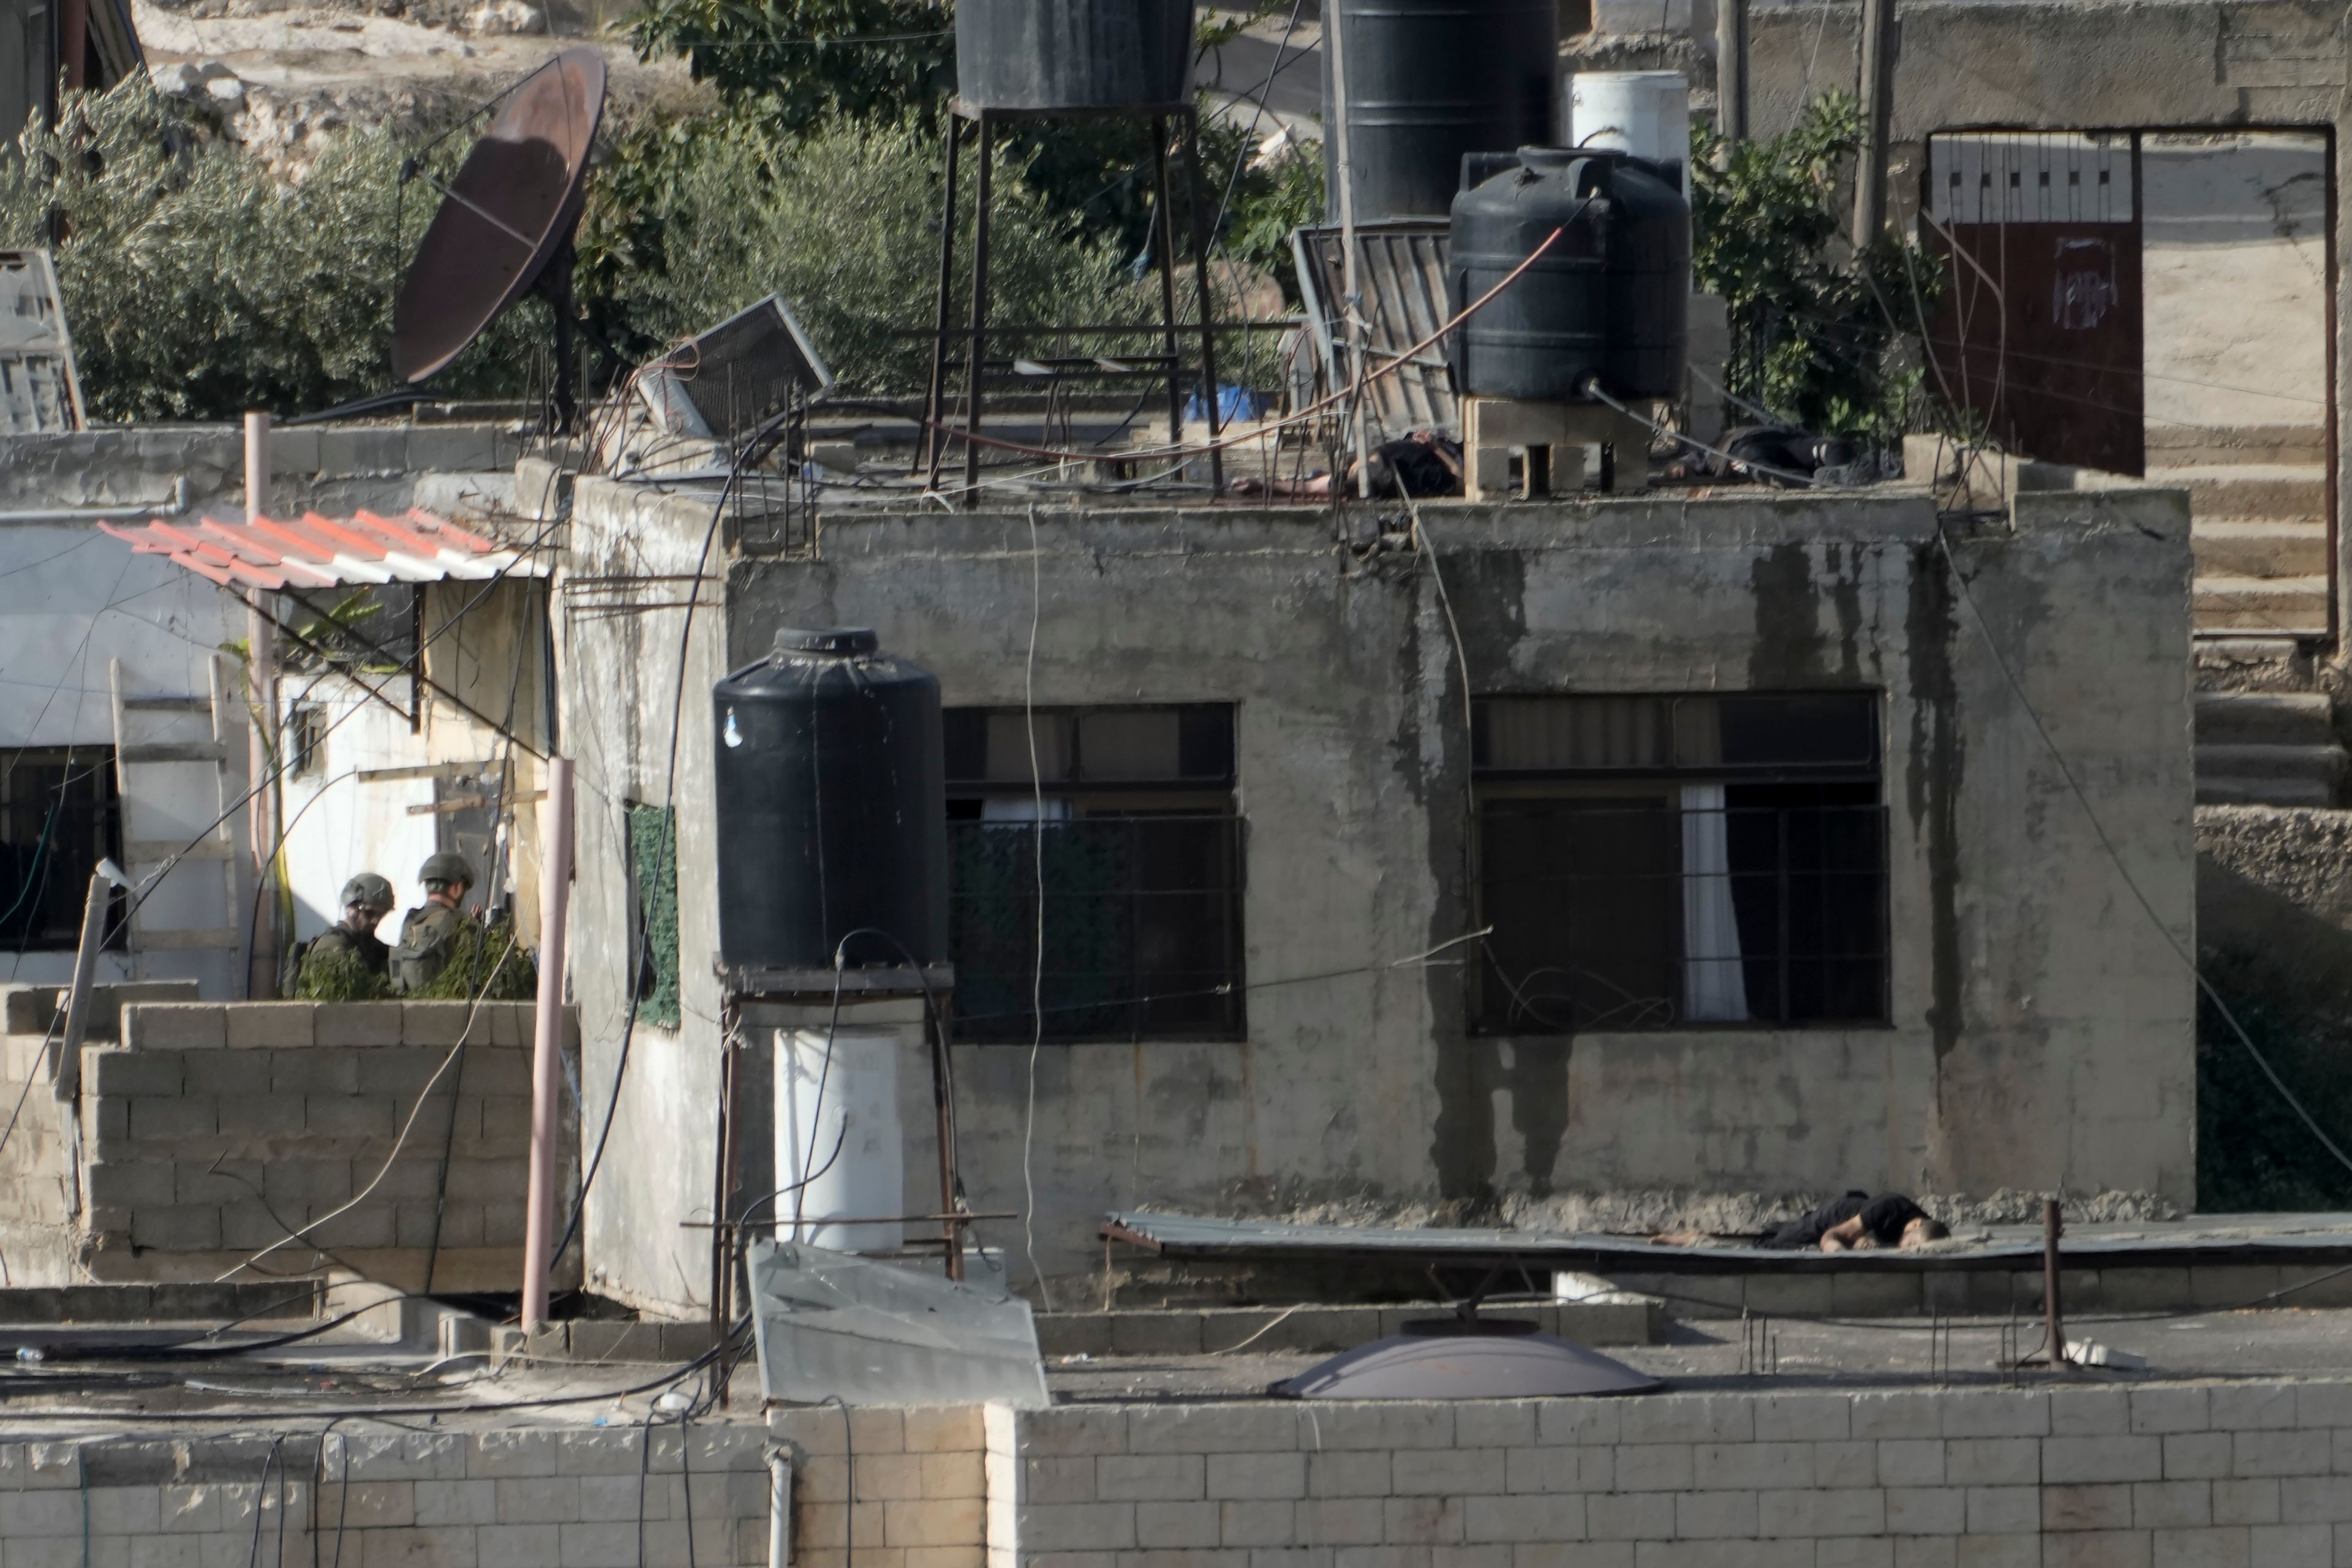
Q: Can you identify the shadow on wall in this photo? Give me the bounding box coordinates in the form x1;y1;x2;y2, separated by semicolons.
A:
2196;847;2352;1212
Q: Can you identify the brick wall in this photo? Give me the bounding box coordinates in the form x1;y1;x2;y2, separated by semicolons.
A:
771;1405;990;1568
0;1425;769;1566
76;1000;576;1287
987;1382;2352;1568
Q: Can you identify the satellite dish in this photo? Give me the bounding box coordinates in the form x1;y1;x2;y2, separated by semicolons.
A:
391;47;606;423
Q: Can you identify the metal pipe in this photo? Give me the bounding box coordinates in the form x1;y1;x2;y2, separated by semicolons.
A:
521;755;576;1329
243;414;280;1000
53;870;109;1101
1325;0;1373;496
1852;0;1896;246
2041;1197;2066;1371
1716;0;1749;146
766;1446;791;1568
0;477;191;522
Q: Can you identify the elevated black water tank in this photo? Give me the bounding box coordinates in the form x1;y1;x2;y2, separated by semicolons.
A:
714;628;948;974
1324;0;1557;222
957;0;1196;112
1446;147;1689;402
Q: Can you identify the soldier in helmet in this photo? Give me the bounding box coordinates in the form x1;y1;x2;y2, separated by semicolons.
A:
390;852;476;996
294;873;396;990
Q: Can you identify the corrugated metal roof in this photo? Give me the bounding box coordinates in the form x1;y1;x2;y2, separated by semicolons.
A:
1292;221;1459;440
1;251;87;435
97;508;549;591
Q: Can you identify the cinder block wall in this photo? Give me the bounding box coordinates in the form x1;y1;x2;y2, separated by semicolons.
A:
771;1406;990;1568
77;1000;578;1289
981;1382;2352;1567
0;1425;769;1566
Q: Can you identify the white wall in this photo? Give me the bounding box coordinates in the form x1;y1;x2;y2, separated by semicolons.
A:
275;675;441;945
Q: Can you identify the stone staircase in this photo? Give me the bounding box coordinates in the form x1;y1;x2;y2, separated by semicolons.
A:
2149;424;2331;636
2193;687;2345;806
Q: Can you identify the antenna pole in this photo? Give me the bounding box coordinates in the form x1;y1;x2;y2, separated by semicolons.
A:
1853;0;1897;246
243;412;281;1001
1326;0;1372;497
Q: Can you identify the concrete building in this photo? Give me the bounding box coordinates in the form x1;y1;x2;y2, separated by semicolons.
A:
559;461;2196;1313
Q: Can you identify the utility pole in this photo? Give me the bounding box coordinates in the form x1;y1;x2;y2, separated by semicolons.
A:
243;413;281;1000
1716;0;1748;148
1325;0;1373;497
1852;0;1897;247
521;756;575;1330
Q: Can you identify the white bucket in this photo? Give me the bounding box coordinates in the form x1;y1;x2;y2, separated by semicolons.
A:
775;1025;904;1255
1568;71;1691;170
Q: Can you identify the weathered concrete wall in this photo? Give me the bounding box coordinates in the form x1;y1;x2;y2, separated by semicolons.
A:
562;481;2194;1306
771;1404;990;1568
0;423;527;514
72;999;576;1291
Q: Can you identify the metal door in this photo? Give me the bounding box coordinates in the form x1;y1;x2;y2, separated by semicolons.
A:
1924;133;2146;476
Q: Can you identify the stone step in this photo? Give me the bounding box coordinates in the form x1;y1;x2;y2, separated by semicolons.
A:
2193;690;2335;744
2193;573;2331;635
2147;463;2329;520
2145;423;2329;466
2191;519;2331;579
2192;742;2345;807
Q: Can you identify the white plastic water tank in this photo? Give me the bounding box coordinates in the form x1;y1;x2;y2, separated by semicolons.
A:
1568;71;1691;172
775;1026;904;1255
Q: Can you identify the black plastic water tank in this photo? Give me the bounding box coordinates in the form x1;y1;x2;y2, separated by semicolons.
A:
713;628;948;973
1324;0;1557;222
1446;147;1689;402
957;0;1195;112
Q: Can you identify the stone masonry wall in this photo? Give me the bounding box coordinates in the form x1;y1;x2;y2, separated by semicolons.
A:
989;1382;2352;1568
77;1000;577;1289
772;1405;991;1568
0;1425;769;1567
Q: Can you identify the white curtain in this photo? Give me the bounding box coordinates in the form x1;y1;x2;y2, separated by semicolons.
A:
1679;783;1749;1021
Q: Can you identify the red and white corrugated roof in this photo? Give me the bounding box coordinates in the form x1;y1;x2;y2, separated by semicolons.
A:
96;508;549;591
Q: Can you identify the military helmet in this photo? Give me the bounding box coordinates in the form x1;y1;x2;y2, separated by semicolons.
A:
418;852;477;891
340;872;395;913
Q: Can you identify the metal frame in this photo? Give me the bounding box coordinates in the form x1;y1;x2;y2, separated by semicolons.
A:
920;98;1224;502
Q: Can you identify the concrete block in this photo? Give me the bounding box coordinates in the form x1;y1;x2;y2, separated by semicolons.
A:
853;1456;927;1501
270;1049;362;1095
313;1003;401;1047
2047;1484;2137;1531
1306;1454;1393;1501
905;1409;985;1454
1755;1393;1851;1442
215;1093;306;1138
2251;1525;2334;1568
1853;1394;1946;1441
1024;1460;1094;1506
2133;1480;2214;1529
305;1095;396;1139
1387;1451;1500;1499
2150;1527;2253;1568
224;1004;315;1049
2135;1389;2213;1436
2043;1532;2154;1568
2235;1433;2332;1479
84;1161;176;1208
123;1005;224;1049
1673;1490;1758;1539
358;1049;450;1098
2055;1390;2135;1437
126;1094;216;1142
413;1477;499;1526
2215;1480;2283;1526
1533;1403;1621;1447
1503;1447;1610;1495
1760;1488;1886;1537
1693;1442;1811;1491
1295;1406;1452;1453
175;1159;264;1205
178;1047;274;1097
87;1048;183;1096
478;1523;563;1567
1943;1392;2051;1438
1947;1439;2040;1487
1879;1440;1945;1488
796;1501;886;1546
317;1480;416;1528
1884;1487;1966;1536
1453;1405;1537;1450
885;1496;984;1547
2046;1436;2166;1485
1583;1494;1672;1541
2166;1433;2236;1480
469;1431;561;1479
1609;1444;1691;1491
2214;1387;2302;1432
402;1003;478;1047
1803;1439;1873;1490
1967;1485;2045;1534
1202;1453;1297;1501
129;1204;220;1251
1459;1494;1584;1545
922;1454;984;1501
1135;1500;1224;1548
1619;1397;1753;1445
1019;1503;1137;1551
1223;1499;1300;1548
2282;1479;2352;1523
1018;1410;1128;1459
1893;1544;1957;1568
1815;1544;1896;1568
1379;1497;1462;1546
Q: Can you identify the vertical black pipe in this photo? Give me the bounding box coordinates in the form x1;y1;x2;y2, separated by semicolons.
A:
921;116;965;484
1178;107;1226;494
962;115;997;503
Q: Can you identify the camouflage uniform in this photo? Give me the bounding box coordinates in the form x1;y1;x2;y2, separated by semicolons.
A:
390;853;475;996
299;919;390;984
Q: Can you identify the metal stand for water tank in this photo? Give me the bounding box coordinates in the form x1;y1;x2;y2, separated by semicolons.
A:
918;97;1224;503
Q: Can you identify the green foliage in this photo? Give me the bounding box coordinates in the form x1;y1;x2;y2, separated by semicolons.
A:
1223;139;1320;306
2196;950;2352;1212
0;83;544;421
576;112;1123;390
413;915;540;1000
627;0;953;135
292;941;393;1001
626;804;681;1029
1690;91;1942;443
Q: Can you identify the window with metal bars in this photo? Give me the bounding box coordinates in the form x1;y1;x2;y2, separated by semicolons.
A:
0;748;124;951
1471;694;1889;1033
943;705;1244;1043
